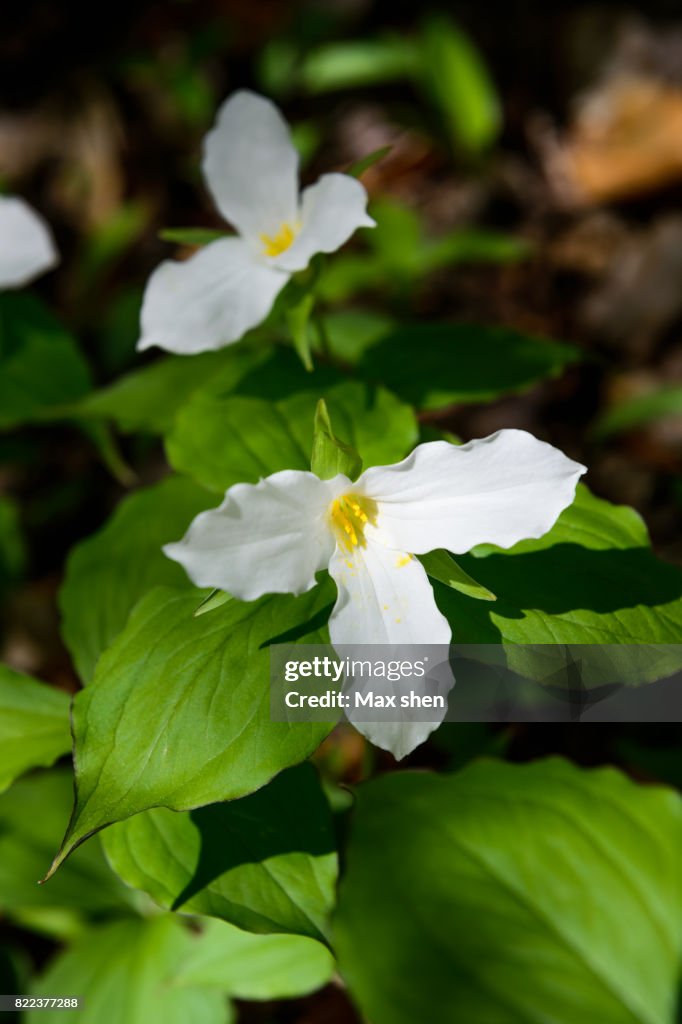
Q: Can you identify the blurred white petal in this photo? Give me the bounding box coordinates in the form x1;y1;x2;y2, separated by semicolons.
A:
138;237;288;354
0;196;58;289
202;90;299;244
272;174;375;273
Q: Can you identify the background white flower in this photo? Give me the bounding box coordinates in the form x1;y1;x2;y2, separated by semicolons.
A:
138;90;375;354
0;196;58;290
164;430;586;757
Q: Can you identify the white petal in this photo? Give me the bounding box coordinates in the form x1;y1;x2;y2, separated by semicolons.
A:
328;542;451;646
359;431;586;555
271;174;375;273
164;471;349;601
202;90;299;242
138;237;288;354
0;196;58;289
328;542;452;759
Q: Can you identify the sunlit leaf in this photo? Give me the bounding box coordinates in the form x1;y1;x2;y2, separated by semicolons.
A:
0;665;71;793
336;759;682;1024
103;764;337;941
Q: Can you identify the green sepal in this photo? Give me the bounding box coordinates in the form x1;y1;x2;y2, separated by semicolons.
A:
419;549;496;601
311;399;363;481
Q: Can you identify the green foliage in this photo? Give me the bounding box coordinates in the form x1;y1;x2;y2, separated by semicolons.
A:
0;293;91;429
69;345;269;435
158;228;229;246
594;385;682;438
0;772;132;923
49;584;337;878
59;476;212;682
0;495;25;593
0;665;72;793
102;764;337;941
311;398;363;480
358;323;581;410
437;486;682;670
419;549;496;603
420;15;501;154
335;759;682;1024
166;380;417;493
173;918;334;999
285;290;316;371
300;35;419;92
28;917;228;1024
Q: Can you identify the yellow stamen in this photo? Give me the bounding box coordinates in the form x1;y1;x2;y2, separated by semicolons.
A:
329;494;378;552
260;222;296;257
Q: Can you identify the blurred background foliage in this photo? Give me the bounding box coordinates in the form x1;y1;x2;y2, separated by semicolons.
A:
1;0;682;1020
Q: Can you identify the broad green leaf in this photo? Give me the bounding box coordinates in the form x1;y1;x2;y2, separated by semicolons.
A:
311;398;363;480
167;380;418;493
300;36;419;92
359;324;580;410
48;584;337;879
27;917;228;1024
436;486;682;674
0;771;131;918
335;759;682;1024
419;549;495;602
323;309;394;363
347;145;392;178
59;475;212;683
174;918;334;998
0;293;91;429
158;227;229;246
66;344;269;435
0;664;71;793
594;385;682;438
102;764;337;942
419;15;500;154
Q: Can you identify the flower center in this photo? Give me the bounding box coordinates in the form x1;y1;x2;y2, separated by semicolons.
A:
259;222;296;257
329;494;377;552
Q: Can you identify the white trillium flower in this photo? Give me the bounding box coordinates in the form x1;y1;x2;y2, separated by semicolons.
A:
165;430;586;758
0;196;58;289
138;90;375;354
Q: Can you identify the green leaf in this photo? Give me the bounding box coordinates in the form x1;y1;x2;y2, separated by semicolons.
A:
59;476;212;683
167;380;418;493
347;146;392;178
193;589;232;617
0;664;71;793
285;291;315;371
47;584;337;879
0;771;132;919
311;399;363;480
67;345;269;435
27;917;228;1024
300;36;419;93
335;759;682;1024
174;918;334;998
594;385;682;438
102;763;337;942
323;309;394;363
0;293;91;429
419;549;496;602
359;324;581;410
419;15;500;155
436;485;682;667
158;227;229;246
